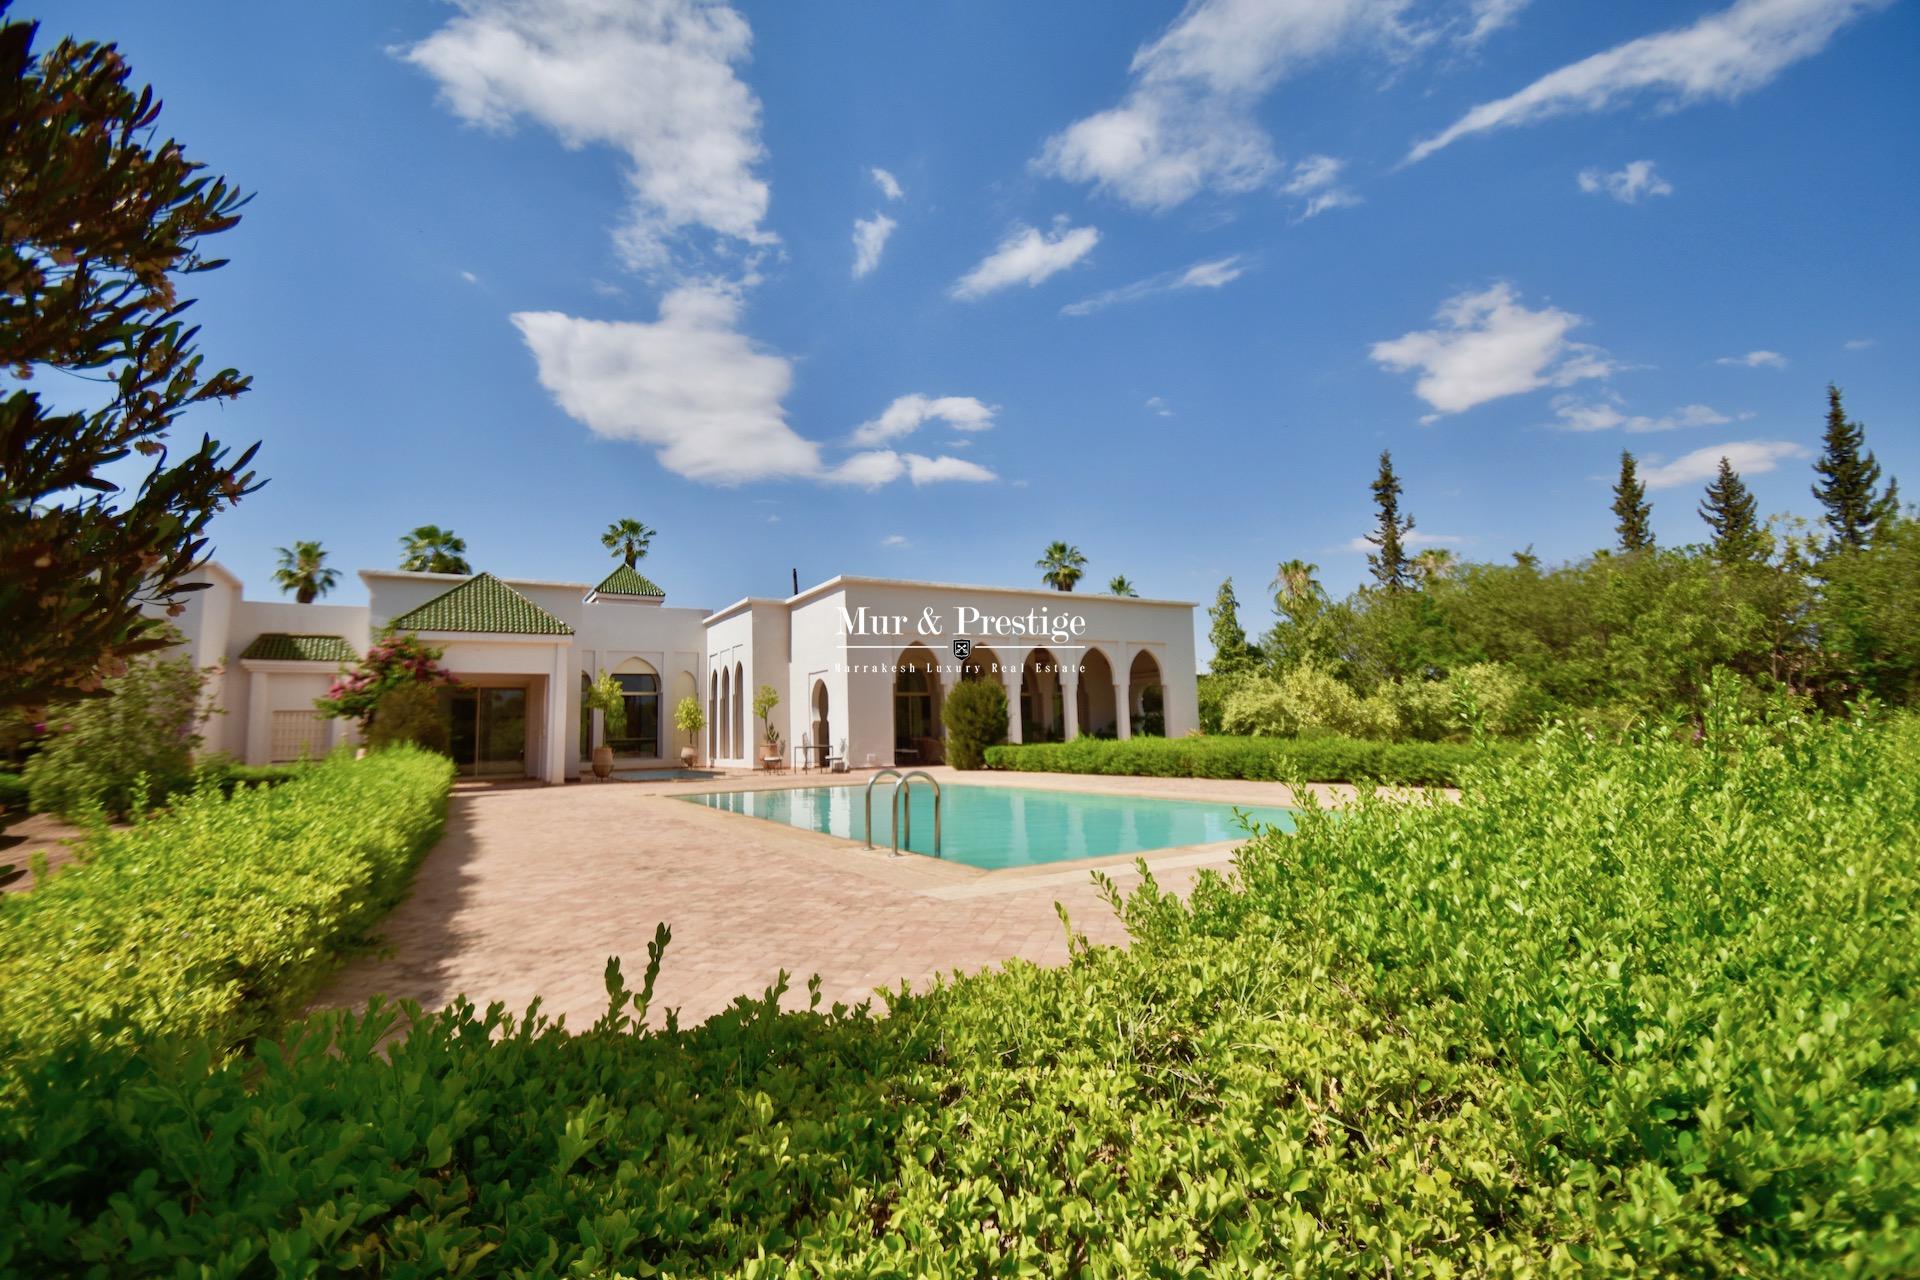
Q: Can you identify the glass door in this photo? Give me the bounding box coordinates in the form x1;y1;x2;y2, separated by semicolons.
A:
439;686;528;777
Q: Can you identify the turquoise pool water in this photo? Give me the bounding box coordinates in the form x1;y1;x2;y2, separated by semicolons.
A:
677;783;1296;870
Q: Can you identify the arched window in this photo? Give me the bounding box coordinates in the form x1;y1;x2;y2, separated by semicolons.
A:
895;663;934;750
612;671;660;756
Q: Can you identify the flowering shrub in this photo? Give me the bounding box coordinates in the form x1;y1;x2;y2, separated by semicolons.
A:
316;631;456;727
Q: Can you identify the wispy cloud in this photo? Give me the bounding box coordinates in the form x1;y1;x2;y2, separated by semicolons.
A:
1370;282;1615;419
871;166;903;200
952;219;1100;299
1282;155;1361;218
1408;0;1888;164
1145;395;1174;417
851;212;896;279
459;269;481;285
1641;440;1810;489
882;533;909;547
1062;254;1245;316
1717;349;1787;368
827;451;997;488
1344;530;1469;552
1035;0;1416;210
1551;395;1733;432
401;0;775;274
1844;337;1877;350
850;394;997;446
1577;159;1672;203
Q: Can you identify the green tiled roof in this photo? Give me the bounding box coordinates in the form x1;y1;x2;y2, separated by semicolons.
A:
388;573;574;636
239;633;358;663
593;564;665;597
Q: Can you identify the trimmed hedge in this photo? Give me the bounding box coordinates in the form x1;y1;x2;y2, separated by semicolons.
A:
984;732;1504;787
0;747;452;1087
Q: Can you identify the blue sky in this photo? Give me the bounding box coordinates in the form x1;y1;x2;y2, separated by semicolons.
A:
40;0;1920;646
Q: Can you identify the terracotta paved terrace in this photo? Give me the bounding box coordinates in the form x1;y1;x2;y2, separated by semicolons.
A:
314;769;1364;1029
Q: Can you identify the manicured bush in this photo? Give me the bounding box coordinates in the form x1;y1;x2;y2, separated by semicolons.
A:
1;704;1914;1274
985;732;1499;787
0;747;452;1089
366;680;451;755
22;648;207;820
189;756;312;796
940;676;1007;770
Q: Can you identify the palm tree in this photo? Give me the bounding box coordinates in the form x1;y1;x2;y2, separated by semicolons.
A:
1270;559;1322;610
399;525;471;575
1107;575;1137;597
1412;547;1459;585
601;517;658;569
1036;542;1087;592
272;540;339;604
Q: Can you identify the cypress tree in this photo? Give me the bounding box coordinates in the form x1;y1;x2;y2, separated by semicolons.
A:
1612;451;1653;553
1206;578;1255;675
1699;455;1766;563
1365;449;1415;590
1812;384;1899;551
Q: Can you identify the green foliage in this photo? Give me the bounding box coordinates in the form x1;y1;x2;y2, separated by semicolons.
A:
1364;450;1415;589
1036;540;1086;592
1612;450;1654;552
0;13;260;713
22;646;206;820
189;756;310;796
0;770;26;812
271;539;338;603
1106;574;1136;596
1699;455;1766;563
1205;577;1256;675
365;681;450;755
1195;672;1232;733
752;683;780;747
13;704;1907;1273
941;678;1007;770
0;749;451;1093
601;516;656;568
672;694;705;736
1220;662;1394;739
398;524;471;575
986;732;1495;787
1812;383;1899;552
1811;513;1920;705
316;631;456;727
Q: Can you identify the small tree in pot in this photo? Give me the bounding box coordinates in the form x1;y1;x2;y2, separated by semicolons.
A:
583;672;624;779
752;684;782;768
672;695;705;766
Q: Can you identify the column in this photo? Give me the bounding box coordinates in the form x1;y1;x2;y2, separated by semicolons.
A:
1115;680;1132;740
1061;670;1080;741
246;669;270;766
546;654;568;784
1001;669;1023;745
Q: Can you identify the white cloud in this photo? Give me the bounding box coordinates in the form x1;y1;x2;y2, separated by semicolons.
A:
851;212;896;279
401;0;775;273
826;450;997;488
1370;282;1615;417
1577;159;1673;203
1844;337;1877;350
1640;440;1809;489
459;269;480;285
871;167;903;200
1462;0;1531;45
514;284;812;483
1061;254;1245;316
1551;395;1732;432
1036;0;1415;210
850;394;998;446
1716;349;1787;368
1146;396;1174;417
1282;154;1361;218
882;533;909;547
952;219;1100;299
1408;0;1889;163
515;287;995;488
1344;530;1469;552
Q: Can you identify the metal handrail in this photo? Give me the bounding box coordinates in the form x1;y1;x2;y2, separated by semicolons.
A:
891;770;942;859
862;769;904;848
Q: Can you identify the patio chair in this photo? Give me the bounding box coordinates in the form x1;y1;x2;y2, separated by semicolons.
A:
825;737;848;773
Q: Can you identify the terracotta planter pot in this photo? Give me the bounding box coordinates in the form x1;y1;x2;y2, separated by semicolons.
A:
591;745;614;779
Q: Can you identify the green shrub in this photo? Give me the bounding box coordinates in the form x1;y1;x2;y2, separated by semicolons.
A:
1;706;1914;1274
985;732;1497;787
941;677;1007;770
0;747;452;1088
0;771;27;813
189;756;313;796
22;648;207;820
366;680;450;755
1220;662;1395;738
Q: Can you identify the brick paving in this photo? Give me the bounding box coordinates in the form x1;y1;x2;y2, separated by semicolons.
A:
312;769;1358;1028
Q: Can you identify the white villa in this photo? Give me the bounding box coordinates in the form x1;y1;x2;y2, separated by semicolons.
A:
168;562;1199;783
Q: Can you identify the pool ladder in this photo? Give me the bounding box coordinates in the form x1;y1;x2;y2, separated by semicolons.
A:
863;768;942;858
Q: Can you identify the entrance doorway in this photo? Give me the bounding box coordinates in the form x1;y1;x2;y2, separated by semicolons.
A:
442;686;527;777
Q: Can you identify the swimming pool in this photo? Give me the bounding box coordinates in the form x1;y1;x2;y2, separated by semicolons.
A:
677;782;1296;870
